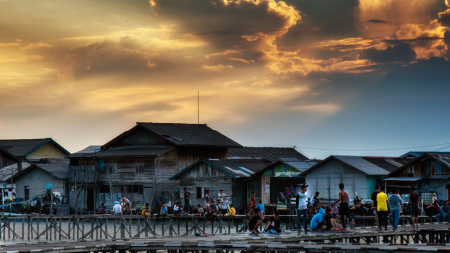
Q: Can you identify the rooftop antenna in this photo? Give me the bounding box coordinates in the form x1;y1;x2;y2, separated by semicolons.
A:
198;90;199;124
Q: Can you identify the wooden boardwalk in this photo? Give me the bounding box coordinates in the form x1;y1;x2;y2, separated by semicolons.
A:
1;224;449;252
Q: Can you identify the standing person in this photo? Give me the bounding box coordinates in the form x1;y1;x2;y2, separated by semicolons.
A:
371;185;380;229
406;186;421;230
250;192;256;209
205;200;218;223
377;187;389;231
389;189;401;231
334;183;355;229
446;184;450;225
218;189;232;207
265;211;281;233
121;196;132;215
296;184;309;233
183;187;192;214
205;190;211;207
255;200;265;214
113;201;122;215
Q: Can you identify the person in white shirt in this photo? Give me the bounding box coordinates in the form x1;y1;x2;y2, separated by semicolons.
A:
296;184;308;233
218;189;232;208
113;201;122;215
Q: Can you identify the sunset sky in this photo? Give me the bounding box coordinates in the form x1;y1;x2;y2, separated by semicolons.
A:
1;0;450;159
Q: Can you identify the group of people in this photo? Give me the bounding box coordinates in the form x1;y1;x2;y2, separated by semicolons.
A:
99;196;133;215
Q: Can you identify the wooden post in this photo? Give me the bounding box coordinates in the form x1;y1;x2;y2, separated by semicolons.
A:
22;217;25;240
113;217;116;239
59;218;62;241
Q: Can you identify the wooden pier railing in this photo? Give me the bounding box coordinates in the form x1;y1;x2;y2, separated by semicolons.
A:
0;214;435;242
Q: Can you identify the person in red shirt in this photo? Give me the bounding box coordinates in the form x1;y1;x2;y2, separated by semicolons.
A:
250;192;256;209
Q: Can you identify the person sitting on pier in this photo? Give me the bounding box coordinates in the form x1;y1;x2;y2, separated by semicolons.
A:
157;197;164;209
246;206;256;219
157;202;168;221
205;200;218;223
99;202;107;214
195;204;204;216
121;196;132;215
323;208;343;231
142;203;151;223
173;202;182;216
218;200;227;215
248;208;263;234
113;201;122;215
226;204;236;216
265;211;281;233
310;207;326;231
436;201;449;224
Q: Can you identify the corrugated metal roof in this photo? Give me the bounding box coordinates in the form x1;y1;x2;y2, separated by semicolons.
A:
383;177;422;181
334;156;390;175
400;151;450;158
0;162;32;182
35;164;68;179
228;147;308;162
284;161;317;172
362;157;412;173
0;138;70;157
95;145;174;158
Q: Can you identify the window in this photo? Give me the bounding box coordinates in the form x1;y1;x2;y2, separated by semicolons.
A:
127;185;143;194
108;163;118;174
136;162;145;174
24;186;30;200
196;187;203;198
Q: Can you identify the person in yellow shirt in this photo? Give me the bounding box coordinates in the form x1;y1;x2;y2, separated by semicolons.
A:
226;204;236;216
376;188;388;231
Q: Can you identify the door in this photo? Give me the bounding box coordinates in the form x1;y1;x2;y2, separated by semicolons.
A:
86;188;94;210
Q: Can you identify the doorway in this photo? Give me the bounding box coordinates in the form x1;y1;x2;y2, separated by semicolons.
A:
86;188;94;210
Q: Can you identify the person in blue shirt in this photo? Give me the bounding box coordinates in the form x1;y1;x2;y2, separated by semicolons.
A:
310;208;326;231
255;200;265;213
157;202;168;222
436;202;449;223
388;189;402;231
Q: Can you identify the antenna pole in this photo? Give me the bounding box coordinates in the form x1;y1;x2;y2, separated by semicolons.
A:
198;90;199;124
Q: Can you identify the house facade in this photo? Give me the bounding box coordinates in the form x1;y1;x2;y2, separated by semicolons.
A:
68;122;242;213
0;138;70;161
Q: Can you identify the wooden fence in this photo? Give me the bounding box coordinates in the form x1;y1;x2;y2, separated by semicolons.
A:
0;214;435;242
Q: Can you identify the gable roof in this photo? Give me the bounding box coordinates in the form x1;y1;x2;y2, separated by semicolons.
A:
388;153;450;176
170;159;272;180
0;147;20;162
0;162;32;182
0;138;70;158
103;123;242;148
14;164;68;180
400;151;450;158
95;145;174;158
253;160;317;177
300;155;409;176
228;147;308;162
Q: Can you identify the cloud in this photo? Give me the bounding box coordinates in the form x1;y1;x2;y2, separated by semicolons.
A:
360;43;416;63
252;79;273;87
366;19;391;24
200;64;233;71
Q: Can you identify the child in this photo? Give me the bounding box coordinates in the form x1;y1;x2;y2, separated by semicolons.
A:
173;202;181;216
205;190;211;207
141;203;151;223
226;204;236;216
157;202;168;221
195;204;204;216
99;203;107;214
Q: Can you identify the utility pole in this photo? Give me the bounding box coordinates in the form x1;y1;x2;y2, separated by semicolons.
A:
198;90;199;124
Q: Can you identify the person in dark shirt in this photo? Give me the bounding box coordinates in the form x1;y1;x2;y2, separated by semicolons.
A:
183;187;192;214
99;203;107;214
265;211;281;233
248;208;263;234
406;186;421;229
205;200;218;223
371;185;380;229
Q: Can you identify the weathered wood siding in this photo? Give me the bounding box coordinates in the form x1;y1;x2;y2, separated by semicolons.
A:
27;142;67;159
177;147;228;171
305;159;368;200
177;163;234;209
15;168;67;202
0;152;16;168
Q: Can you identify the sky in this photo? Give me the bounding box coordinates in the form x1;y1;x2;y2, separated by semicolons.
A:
1;0;450;159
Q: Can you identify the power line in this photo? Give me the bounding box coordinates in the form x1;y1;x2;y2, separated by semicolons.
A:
295;142;450;152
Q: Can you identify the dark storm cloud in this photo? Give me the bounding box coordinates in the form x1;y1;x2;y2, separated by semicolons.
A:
359;43;416;63
366;19;391;24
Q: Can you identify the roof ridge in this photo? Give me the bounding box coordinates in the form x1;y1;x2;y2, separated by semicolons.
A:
0;138;51;141
137;122;208;126
240;146;295;149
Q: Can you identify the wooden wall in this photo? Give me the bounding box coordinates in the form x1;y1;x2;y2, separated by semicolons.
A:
177;147;228;171
27;142;67;159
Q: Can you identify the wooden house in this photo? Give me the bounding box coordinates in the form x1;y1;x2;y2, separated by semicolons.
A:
300;156;412;201
0;138;70;161
169;159;272;211
0;147;19;169
384;153;450;199
13;164;69;202
68;122;242;213
228;147;310;205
